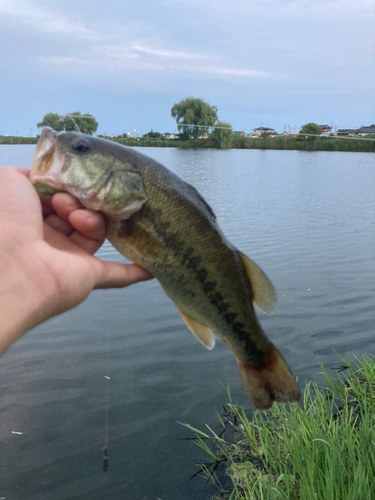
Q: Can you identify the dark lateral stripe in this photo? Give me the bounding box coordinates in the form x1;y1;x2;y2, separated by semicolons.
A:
129;204;265;364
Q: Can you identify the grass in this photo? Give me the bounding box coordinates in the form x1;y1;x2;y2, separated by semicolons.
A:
112;135;375;153
181;355;375;499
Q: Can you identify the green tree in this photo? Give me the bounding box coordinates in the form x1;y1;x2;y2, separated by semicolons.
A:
299;123;322;136
210;121;233;149
37;112;98;135
143;130;162;138
62;112;98;135
171;97;218;139
37;113;64;132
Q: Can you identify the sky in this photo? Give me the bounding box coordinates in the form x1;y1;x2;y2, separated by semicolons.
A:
0;0;374;136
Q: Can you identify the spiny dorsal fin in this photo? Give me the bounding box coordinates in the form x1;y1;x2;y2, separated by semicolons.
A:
238;252;277;314
174;304;215;350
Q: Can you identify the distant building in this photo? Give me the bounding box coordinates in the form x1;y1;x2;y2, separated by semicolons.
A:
280;131;299;137
318;125;332;133
357;126;375;136
337;129;358;137
253;127;276;136
233;131;246;136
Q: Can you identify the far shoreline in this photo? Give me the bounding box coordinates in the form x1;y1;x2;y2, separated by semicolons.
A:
1;135;374;153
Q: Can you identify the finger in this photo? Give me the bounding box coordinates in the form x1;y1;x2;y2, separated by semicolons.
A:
94;261;154;289
44;214;74;236
68;230;104;255
14;167;31;178
41;198;55;218
68;209;106;244
51;193;84;221
43;222;89;255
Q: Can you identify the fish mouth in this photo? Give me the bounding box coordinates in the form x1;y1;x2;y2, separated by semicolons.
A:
30;127;66;191
30;127;105;203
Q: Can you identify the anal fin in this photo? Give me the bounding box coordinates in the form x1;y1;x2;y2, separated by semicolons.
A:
174;304;215;350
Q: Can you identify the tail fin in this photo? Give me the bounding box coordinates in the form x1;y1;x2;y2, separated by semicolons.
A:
236;347;301;410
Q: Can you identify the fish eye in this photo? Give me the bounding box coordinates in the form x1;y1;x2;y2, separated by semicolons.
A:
72;140;90;154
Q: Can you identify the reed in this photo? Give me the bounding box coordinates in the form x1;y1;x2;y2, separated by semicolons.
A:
181;355;375;500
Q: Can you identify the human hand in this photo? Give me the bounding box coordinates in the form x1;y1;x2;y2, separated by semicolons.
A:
0;166;153;356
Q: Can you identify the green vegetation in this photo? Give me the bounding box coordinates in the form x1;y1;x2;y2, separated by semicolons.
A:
108;129;375;153
211;121;233;149
0;135;37;145
110;136;178;148
2;99;373;153
171;97;219;139
181;355;375;500
36;112;65;132
62;112;98;135
143;130;163;138
230;134;375;153
1;133;374;153
299;122;322;136
37;111;98;135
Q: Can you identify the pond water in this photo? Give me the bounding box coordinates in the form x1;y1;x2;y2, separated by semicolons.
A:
1;145;375;499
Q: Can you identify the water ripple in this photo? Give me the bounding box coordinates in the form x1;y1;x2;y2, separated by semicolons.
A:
1;147;375;499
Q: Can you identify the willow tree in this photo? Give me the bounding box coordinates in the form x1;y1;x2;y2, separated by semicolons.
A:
37;113;64;132
171;97;218;139
62;112;98;135
37;112;98;135
210;121;233;149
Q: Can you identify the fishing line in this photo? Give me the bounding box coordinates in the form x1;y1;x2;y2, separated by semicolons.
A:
60;114;96;134
60;114;81;133
61;112;111;469
103;346;110;471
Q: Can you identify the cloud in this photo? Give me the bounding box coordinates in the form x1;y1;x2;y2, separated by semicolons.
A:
132;45;210;61
200;66;269;79
0;0;274;84
37;42;273;84
0;0;96;39
3;0;372;102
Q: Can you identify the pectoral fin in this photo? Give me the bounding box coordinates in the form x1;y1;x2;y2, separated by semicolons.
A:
238;252;277;313
174;304;215;350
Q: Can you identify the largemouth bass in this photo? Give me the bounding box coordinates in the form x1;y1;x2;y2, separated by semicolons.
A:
30;127;300;410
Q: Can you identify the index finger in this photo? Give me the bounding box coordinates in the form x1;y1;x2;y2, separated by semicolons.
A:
14;167;31;178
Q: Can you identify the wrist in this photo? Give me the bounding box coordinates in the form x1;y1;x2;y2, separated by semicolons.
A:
0;244;54;356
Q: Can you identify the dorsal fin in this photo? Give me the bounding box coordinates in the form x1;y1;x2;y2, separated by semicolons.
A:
174;304;215;350
238;252;277;313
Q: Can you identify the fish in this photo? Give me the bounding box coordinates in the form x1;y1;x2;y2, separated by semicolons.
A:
30;127;301;410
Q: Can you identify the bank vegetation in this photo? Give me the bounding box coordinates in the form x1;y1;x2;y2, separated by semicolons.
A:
1;133;374;153
181;355;375;500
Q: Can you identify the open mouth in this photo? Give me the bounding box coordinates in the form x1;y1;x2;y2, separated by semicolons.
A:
30;127;65;190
